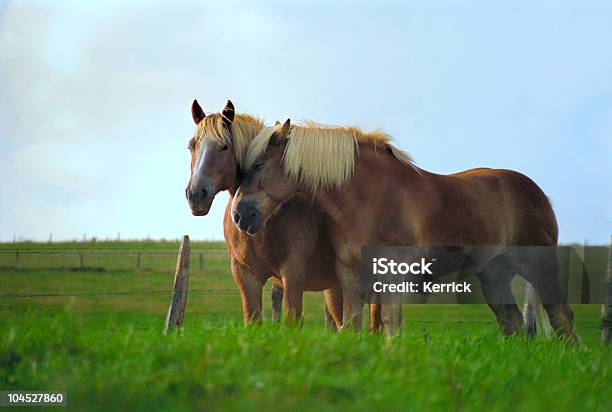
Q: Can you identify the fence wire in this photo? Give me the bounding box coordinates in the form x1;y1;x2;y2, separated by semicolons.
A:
0;248;238;299
0;247;229;274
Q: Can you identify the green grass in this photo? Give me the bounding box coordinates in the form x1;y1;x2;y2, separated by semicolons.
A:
0;241;610;411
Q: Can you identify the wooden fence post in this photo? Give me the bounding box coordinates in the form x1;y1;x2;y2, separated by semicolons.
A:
136;253;141;271
199;253;204;272
80;254;84;270
163;235;191;335
601;235;612;345
15;251;19;269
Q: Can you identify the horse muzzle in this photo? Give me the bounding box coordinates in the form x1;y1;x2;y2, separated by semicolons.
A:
233;200;262;235
186;180;214;216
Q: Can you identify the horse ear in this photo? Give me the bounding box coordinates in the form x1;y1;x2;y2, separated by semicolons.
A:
281;118;291;137
191;99;205;125
272;118;290;145
222;100;235;128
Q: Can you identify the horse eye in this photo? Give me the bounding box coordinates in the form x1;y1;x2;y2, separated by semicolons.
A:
220;144;229;151
254;162;264;170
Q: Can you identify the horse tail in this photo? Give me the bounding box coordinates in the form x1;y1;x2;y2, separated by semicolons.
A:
522;282;552;337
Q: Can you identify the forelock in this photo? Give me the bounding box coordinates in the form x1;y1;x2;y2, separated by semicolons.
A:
244;125;282;171
193;113;265;168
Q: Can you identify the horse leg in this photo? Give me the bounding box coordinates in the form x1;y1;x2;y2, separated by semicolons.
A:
231;259;263;326
335;259;363;331
514;248;577;342
324;305;334;330
368;298;382;334
271;284;283;323
476;257;524;336
479;278;524;335
542;302;576;341
323;286;343;331
381;301;403;337
280;266;305;325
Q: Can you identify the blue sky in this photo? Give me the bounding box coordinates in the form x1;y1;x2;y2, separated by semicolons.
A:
0;0;610;243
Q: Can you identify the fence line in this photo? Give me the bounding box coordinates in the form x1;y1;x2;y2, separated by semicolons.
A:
0;289;242;299
0;249;228;255
0;248;226;272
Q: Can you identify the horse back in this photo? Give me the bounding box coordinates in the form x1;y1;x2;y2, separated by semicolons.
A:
449;168;558;245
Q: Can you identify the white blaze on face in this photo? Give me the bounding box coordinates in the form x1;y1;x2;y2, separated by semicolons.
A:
192;139;216;185
230;186;243;219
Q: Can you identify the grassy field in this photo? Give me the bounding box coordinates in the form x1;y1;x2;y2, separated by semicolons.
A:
0;241;610;411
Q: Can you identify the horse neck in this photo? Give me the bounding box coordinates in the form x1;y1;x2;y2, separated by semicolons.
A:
228;179;240;197
313;144;426;223
229;119;263;196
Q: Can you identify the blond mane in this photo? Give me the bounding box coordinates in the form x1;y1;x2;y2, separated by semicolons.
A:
194;113;264;168
245;121;414;192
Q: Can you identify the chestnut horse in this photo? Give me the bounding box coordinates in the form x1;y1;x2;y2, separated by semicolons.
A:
186;100;370;328
232;119;576;340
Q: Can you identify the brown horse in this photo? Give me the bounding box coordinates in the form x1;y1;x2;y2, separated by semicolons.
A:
186;100;357;328
232;119;576;340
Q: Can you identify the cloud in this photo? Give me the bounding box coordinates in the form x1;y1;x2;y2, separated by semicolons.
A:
0;1;611;243
0;1;288;241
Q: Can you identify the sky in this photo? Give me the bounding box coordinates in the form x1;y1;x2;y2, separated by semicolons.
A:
0;0;610;244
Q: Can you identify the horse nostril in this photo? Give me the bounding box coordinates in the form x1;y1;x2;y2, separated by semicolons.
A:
233;211;240;224
185;187;191;201
200;188;208;200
